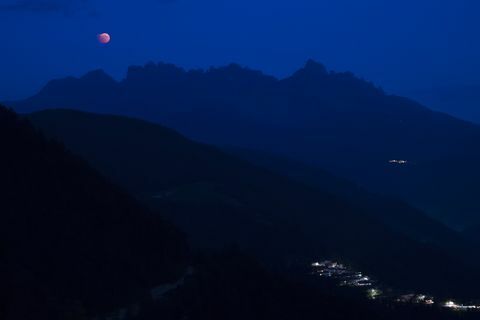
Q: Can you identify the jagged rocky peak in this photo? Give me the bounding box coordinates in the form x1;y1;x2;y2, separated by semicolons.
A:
80;69;117;84
125;61;187;83
303;59;329;75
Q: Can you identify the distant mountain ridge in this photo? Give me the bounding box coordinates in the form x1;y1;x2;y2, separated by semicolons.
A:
11;60;480;228
411;84;480;124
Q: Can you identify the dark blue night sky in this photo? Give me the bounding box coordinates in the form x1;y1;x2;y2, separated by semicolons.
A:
2;0;480;113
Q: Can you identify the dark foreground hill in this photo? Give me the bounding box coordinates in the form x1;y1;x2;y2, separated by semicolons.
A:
0;106;189;319
0;106;388;320
463;224;480;244
3;106;473;320
27;108;480;299
12;61;480;228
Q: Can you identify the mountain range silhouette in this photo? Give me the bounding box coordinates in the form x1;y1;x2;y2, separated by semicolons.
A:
11;60;480;228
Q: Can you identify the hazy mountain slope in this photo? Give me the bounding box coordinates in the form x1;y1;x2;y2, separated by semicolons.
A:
278;62;480;228
27;108;480;299
410;85;480;124
12;61;480;228
226;147;469;252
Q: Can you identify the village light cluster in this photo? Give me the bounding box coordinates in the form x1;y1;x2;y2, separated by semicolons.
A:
443;301;479;311
311;260;480;312
396;293;434;305
311;261;379;298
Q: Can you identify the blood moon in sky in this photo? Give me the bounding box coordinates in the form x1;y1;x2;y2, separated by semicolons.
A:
97;33;111;44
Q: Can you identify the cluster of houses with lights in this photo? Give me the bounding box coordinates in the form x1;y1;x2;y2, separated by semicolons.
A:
311;260;480;312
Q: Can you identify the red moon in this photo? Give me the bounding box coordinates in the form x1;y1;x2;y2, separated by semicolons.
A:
97;33;111;44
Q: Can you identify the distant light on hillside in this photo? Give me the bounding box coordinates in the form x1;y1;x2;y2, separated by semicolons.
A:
389;159;408;165
367;288;382;300
443;300;480;311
